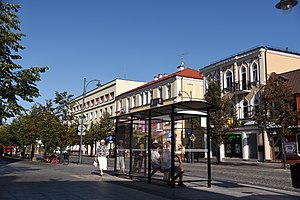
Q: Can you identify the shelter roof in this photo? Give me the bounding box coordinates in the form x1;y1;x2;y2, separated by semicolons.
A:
112;100;216;123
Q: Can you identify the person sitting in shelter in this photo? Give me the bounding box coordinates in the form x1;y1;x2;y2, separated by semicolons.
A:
150;141;161;176
161;141;186;187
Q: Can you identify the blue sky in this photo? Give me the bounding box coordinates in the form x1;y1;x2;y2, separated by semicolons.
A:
11;0;300;109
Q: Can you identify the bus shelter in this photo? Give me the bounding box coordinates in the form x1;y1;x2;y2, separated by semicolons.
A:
112;100;216;188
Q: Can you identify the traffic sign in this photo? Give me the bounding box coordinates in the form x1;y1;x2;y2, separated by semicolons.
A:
78;124;86;132
77;124;86;136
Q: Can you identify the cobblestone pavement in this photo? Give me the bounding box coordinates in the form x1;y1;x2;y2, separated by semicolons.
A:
0;157;300;200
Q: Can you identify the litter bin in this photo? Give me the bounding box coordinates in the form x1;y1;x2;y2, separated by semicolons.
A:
290;163;300;188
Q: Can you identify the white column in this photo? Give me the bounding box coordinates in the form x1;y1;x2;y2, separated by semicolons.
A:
264;130;271;160
242;132;249;160
220;143;225;160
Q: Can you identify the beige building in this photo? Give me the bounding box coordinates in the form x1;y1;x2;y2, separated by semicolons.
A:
200;46;300;162
115;64;207;161
71;79;145;154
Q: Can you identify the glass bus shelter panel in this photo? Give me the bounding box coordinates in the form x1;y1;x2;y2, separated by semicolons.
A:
115;123;131;174
131;120;148;176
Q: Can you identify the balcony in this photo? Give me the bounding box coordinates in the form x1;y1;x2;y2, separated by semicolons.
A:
232;82;251;95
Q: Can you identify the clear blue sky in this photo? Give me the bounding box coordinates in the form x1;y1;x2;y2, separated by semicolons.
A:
12;0;300;109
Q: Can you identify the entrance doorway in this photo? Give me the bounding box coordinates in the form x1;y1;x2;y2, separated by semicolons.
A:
225;134;242;158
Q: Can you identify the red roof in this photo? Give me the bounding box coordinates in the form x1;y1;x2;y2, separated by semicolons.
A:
279;69;300;95
119;67;203;96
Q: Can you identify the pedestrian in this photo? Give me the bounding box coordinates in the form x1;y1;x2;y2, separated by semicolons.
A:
116;140;126;174
95;139;109;176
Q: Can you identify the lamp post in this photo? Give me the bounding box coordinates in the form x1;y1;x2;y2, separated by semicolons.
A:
178;90;192;101
78;78;101;164
275;0;298;14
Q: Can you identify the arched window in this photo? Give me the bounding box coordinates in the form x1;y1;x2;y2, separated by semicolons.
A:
225;70;233;88
251;63;258;82
241;66;247;90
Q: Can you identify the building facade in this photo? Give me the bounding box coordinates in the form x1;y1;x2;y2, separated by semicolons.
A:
115;65;207;161
70;79;145;154
200;46;300;162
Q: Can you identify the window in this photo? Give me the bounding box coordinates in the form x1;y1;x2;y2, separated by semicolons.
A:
110;106;113;115
149;90;153;104
252;95;260;116
110;92;115;100
95;111;98;119
96;98;99;105
241;66;247;90
252;63;258;82
86;113;88;121
90;112;93;120
225;70;233;88
105;94;109;102
243;99;249;118
100;96;104;104
118;100;122;112
158;87;163;99
132;95;136;108
100;109;102;117
166;85;171;99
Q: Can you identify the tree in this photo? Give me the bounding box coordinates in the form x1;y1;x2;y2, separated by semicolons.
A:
84;121;102;156
98;112;114;140
0;2;48;123
204;80;233;164
255;73;298;168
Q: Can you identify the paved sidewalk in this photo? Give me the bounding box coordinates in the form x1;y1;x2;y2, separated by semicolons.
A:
0;157;299;200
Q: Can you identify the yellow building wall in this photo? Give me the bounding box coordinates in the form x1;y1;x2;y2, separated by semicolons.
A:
266;51;300;74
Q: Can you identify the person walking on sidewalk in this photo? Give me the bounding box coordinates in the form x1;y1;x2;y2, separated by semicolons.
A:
95;139;109;176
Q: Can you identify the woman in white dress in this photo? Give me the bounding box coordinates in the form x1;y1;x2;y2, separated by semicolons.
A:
95;139;109;176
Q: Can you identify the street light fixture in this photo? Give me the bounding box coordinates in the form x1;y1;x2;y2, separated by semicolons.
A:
275;0;298;14
178;90;192;101
78;78;101;164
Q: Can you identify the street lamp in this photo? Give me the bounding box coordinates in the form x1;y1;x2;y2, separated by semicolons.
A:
275;0;298;14
78;78;101;164
178;90;192;101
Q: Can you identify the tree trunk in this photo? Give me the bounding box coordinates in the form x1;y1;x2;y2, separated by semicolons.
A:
216;146;221;165
281;136;287;169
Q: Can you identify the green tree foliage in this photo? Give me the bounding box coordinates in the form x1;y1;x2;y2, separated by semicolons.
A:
84;121;102;155
0;2;48;122
255;73;298;167
99;112;114;140
204;80;232;164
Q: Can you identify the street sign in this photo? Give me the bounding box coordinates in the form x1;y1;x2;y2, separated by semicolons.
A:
190;134;196;142
78;124;86;135
78;124;86;132
108;136;113;143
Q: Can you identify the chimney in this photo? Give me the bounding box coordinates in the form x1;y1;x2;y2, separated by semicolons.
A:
154;75;158;81
177;62;185;71
158;74;163;78
164;73;168;77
